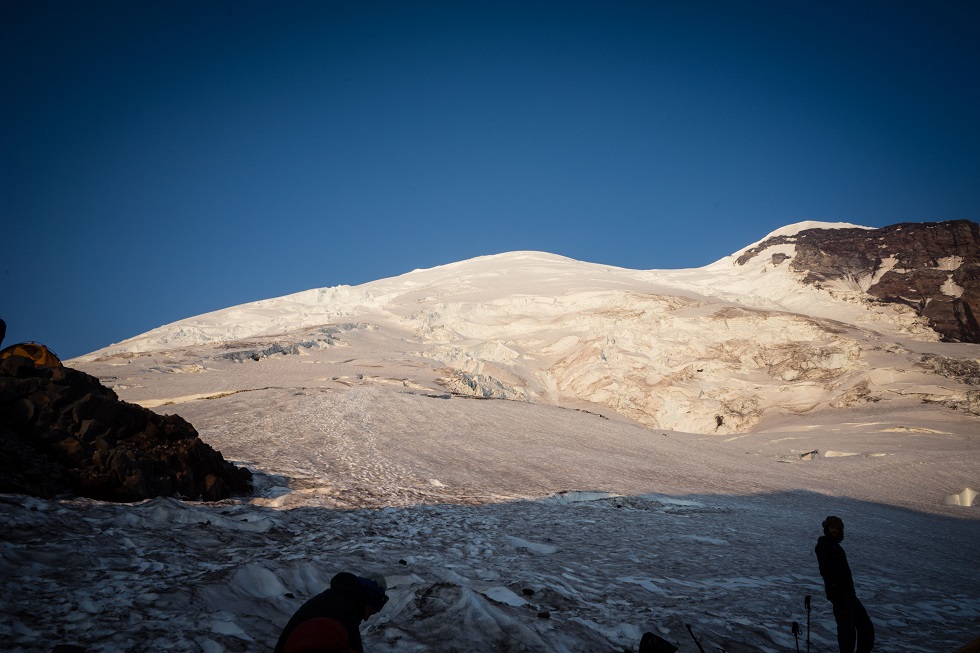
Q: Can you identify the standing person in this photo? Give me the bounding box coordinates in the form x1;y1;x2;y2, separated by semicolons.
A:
815;516;875;653
274;571;387;653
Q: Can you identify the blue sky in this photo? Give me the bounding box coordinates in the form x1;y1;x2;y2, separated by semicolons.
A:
2;1;978;359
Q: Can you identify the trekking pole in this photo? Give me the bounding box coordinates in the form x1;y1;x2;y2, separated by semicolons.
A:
792;621;802;653
686;624;706;653
804;595;812;653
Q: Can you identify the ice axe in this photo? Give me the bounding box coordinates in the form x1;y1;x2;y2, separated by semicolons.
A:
685;623;706;653
804;594;812;653
792;621;802;653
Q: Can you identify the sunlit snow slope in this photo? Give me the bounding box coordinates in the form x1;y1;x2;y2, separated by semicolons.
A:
76;222;975;435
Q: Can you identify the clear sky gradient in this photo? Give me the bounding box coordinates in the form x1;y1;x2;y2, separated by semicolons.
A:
2;1;978;359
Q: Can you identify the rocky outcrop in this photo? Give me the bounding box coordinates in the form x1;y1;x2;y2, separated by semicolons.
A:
921;354;980;385
737;220;980;343
0;355;252;502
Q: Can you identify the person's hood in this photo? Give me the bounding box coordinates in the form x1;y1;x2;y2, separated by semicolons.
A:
329;571;364;597
329;571;388;613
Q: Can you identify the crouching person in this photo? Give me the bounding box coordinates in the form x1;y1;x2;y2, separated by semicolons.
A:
274;571;388;653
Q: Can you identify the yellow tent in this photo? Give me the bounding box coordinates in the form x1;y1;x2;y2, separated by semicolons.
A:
0;342;63;367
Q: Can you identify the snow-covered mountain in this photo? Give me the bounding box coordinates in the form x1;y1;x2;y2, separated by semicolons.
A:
76;221;978;435
6;221;977;653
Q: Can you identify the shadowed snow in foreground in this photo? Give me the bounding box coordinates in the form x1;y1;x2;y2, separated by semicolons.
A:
2;490;978;653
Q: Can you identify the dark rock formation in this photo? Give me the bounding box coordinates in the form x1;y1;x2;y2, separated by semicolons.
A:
737;220;980;343
0;355;252;502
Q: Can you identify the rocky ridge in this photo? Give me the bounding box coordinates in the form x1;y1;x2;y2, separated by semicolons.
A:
737;220;980;343
0;355;252;502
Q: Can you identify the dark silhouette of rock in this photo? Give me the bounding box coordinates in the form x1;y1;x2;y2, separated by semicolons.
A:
737;220;980;343
0;355;252;502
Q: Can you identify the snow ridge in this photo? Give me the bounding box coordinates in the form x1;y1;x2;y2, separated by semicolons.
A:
74;222;957;435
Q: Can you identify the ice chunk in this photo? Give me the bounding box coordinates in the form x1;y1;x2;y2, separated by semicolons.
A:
230;563;287;598
480;586;529;607
945;488;977;507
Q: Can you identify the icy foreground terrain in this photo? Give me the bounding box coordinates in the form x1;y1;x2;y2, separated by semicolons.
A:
3;484;979;653
4;223;979;652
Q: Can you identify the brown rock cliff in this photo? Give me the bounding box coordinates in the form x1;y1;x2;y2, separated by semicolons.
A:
737;220;979;343
0;355;252;501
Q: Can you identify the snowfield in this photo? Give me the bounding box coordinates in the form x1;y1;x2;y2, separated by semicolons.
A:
4;223;979;652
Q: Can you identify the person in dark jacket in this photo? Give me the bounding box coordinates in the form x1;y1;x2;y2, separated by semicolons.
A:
274;571;388;653
815;516;875;653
